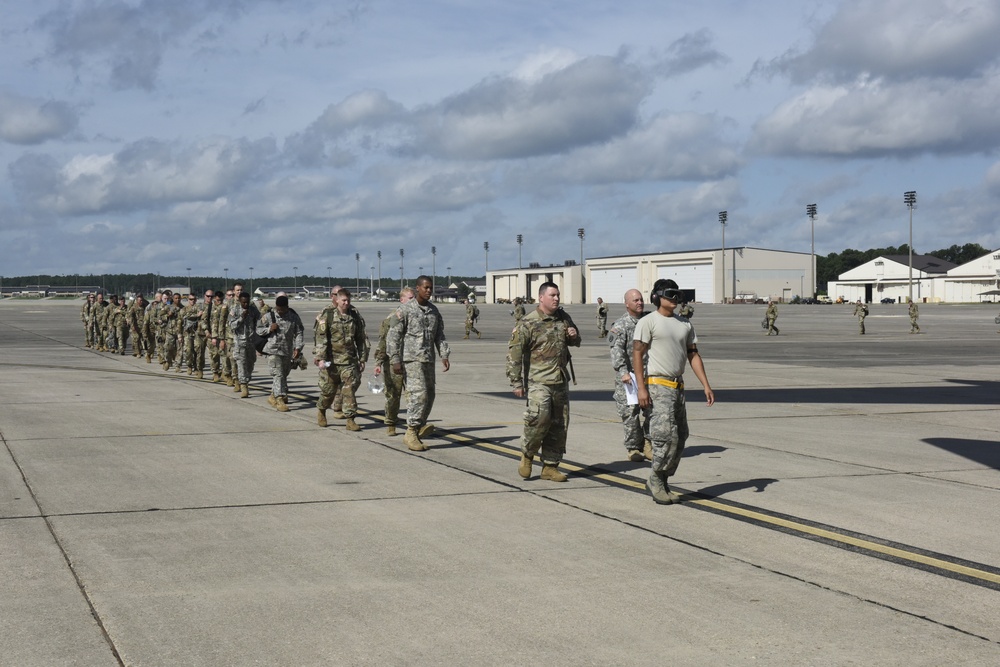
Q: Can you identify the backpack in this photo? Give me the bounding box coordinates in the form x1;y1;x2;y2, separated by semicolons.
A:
472;305;480;319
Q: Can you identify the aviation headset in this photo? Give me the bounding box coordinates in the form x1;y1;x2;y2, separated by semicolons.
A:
650;279;684;307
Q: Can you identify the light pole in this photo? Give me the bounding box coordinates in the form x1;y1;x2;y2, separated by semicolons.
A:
577;228;585;265
484;241;489;273
355;253;360;295
327;266;331;290
186;267;191;294
293;266;298;294
516;234;523;269
224;267;229;291
431;246;437;300
370;266;374;299
399;248;404;289
377;251;382;298
718;211;727;303
806;204;817;299
904;191;917;303
249;267;253;295
447;266;452;287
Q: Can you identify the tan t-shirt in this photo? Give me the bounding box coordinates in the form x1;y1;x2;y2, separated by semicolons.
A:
633;311;696;378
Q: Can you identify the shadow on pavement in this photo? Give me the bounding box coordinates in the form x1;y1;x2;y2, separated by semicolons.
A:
923;437;1000;470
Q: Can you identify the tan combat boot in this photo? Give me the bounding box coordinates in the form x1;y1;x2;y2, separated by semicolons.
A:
232;381;241;393
240;384;249;398
225;376;235;387
643;439;653;461
267;394;277;407
146;354;152;363
317;409;328;427
212;372;220;383
540;465;568;482
404;427;427;451
276;396;290;412
386;424;397;436
346;417;361;432
518;454;533;479
332;410;346;419
418;423;435;439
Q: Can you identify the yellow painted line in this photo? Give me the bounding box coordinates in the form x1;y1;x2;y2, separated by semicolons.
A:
440;428;1000;587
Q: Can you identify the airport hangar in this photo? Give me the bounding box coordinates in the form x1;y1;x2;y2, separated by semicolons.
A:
486;247;813;305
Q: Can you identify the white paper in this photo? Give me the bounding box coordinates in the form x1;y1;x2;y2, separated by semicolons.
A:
624;372;639;405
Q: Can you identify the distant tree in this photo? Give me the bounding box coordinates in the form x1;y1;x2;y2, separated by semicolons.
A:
928;243;990;265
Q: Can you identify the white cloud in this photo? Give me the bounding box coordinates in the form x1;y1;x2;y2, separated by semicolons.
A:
0;93;78;144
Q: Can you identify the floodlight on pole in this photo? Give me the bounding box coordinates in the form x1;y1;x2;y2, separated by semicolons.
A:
577;228;585;266
293;266;298;294
355;253;360;295
718;211;727;304
904;191;917;303
484;241;489;273
249;267;253;295
399;248;404;288
377;251;382;297
431;246;437;300
806;204;818;299
327;266;331;290
186;267;191;293
224;267;229;291
516;234;523;269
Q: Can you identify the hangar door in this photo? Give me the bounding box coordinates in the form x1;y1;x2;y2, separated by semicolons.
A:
658;263;714;303
589;267;638;304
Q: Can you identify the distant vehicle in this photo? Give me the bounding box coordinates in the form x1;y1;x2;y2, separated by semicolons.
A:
817;295;832;304
880;297;895;304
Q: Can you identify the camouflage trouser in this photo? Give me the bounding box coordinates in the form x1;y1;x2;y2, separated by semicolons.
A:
222;337;236;379
84;321;94;347
613;382;649;452
464;320;479;336
193;334;208;371
858;315;866;334
401;361;436;429
521;381;569;466
333;374;362;412
647;383;688;477
910;315;920;333
766;316;779;335
318;363;360;416
267;354;292;397
597;318;607;337
233;341;255;385
208;340;222;374
143;325;154;356
163;334;178;366
115;324;129;354
381;361;405;425
182;334;197;369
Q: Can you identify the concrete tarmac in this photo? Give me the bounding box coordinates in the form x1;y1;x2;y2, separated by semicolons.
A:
2;297;999;666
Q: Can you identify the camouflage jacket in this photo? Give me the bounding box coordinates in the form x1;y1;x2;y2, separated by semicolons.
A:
159;303;181;335
766;303;778;320
465;303;479;324
314;307;370;365
608;311;646;383
93;300;108;327
374;312;396;365
211;301;229;339
110;304;127;328
256;309;304;357
387;299;449;365
513;303;526;320
179;304;202;336
506;307;581;388
227;302;259;343
80;301;93;324
127;302;145;330
596;303;608;320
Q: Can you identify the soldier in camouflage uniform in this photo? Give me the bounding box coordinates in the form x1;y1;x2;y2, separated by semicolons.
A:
596;297;608;338
908;301;920;334
81;293;96;348
127;295;147;357
463;300;481;339
178;293;201;373
222;285;240;387
93;292;109;351
374;287;414;436
608;288;650;462
506;281;581;482
208;292;226;381
158;293;182;370
853;299;869;334
191;289;214;378
111;296;129;354
512;298;526;321
256;295;304;412
320;286;366;418
765;300;779;336
633;279;715;505
228;291;260;397
142;292;160;363
314;289;370;430
387;276;451;451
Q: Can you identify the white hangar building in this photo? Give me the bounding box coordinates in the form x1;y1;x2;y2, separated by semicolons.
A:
486;247;812;304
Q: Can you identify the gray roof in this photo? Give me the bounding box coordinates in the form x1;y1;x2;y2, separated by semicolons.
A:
882;255;957;274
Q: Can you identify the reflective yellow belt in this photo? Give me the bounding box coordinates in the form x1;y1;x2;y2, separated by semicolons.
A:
646;376;683;389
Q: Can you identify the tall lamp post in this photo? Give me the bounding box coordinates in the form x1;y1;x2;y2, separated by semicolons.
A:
484;241;489;273
249;267;253;295
806;204;817;299
516;234;523;269
718;211;727;304
399;248;404;289
447;266;452;287
327;266;331;290
431;246;437;300
186;267;191;294
224;267;229;291
355;253;360;295
377;251;382;298
904;191;917;304
293;266;298;295
577;228;585;265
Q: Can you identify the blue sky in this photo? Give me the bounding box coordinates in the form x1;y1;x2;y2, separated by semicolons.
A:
1;0;999;280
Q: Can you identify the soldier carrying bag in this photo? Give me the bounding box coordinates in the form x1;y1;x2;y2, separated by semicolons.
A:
254;311;276;355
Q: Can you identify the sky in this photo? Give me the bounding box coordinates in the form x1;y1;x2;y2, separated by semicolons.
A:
2;0;1000;281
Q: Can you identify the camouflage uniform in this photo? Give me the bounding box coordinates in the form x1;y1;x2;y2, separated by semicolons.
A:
374;311;405;427
126;300;145;357
81;298;95;347
141;300;156;362
386;299;450;431
208;298;226;379
909;302;920;333
223;296;238;384
596;301;609;338
506;307;581;466
213;298;233;382
158;301;181;369
332;305;366;413
256;308;304;400
228;301;260;388
853;301;868;334
765;302;779;335
179;301;201;373
146;300;163;362
464;302;481;338
314;306;370;418
678;303;694;318
111;302;128;354
513;300;526;321
608;310;649;456
93;297;109;351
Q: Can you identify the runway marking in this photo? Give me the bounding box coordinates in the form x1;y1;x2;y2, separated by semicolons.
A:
439;428;1000;591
